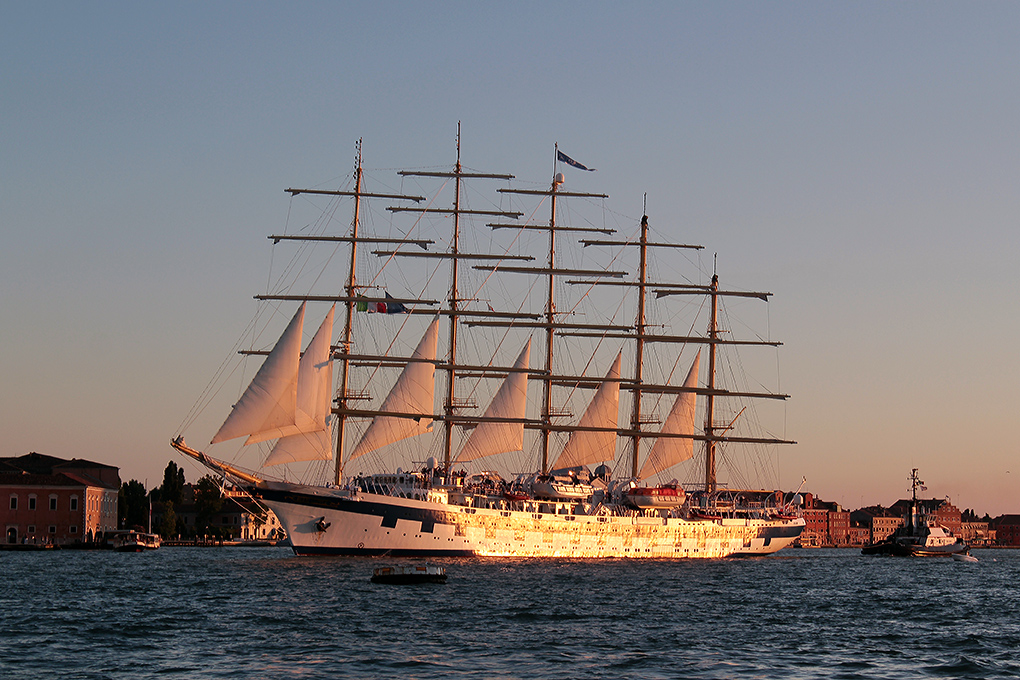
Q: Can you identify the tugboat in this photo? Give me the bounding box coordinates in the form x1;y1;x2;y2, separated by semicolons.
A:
861;469;969;557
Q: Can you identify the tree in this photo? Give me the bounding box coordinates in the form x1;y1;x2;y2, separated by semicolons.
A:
194;475;224;534
119;480;149;530
160;461;186;506
962;508;992;524
159;501;177;538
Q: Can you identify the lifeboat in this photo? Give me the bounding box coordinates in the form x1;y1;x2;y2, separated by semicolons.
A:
627;485;686;509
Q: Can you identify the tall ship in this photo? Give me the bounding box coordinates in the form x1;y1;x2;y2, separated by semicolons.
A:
172;133;805;558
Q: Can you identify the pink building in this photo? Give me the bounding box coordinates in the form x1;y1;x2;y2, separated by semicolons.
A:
1;453;120;546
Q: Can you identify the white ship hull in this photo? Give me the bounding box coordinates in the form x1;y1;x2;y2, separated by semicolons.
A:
258;483;805;559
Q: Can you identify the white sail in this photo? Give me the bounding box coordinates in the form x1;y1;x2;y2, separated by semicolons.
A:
264;420;336;467
211;304;305;445
263;306;336;465
250;306;334;445
637;351;701;481
552;352;622;470
347;318;440;462
456;339;531;463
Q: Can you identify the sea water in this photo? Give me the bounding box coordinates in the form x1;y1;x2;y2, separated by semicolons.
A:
1;547;1017;679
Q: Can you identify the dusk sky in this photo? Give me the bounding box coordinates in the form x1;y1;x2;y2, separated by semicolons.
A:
3;3;1018;515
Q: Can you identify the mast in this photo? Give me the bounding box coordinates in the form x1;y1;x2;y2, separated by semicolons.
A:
264;142;427;482
335;141;362;484
631;214;649;478
704;273;719;493
576;211;701;480
492;148;610;474
446;130;464;475
391;125;519;474
542;172;559;474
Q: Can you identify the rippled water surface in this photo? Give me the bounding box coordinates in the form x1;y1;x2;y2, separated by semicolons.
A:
2;547;1018;679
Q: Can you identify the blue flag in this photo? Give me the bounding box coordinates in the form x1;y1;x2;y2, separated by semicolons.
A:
384;291;408;314
557;150;596;172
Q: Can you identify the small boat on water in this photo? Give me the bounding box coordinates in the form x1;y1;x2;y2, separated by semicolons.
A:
371;564;447;584
953;552;979;563
107;530;161;552
861;469;969;557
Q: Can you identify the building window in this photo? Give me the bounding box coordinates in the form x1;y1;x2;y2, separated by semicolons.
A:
9;496;17;510
27;525;36;534
70;497;78;511
70;526;77;534
48;525;56;534
50;496;57;510
29;496;37;510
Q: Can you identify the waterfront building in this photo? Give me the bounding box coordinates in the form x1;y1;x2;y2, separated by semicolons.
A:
828;507;851;545
1;452;120;546
991;515;1020;546
847;525;870;546
801;502;827;546
799;493;850;546
960;521;991;546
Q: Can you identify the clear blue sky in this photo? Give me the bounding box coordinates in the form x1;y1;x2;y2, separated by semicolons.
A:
3;2;1018;515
